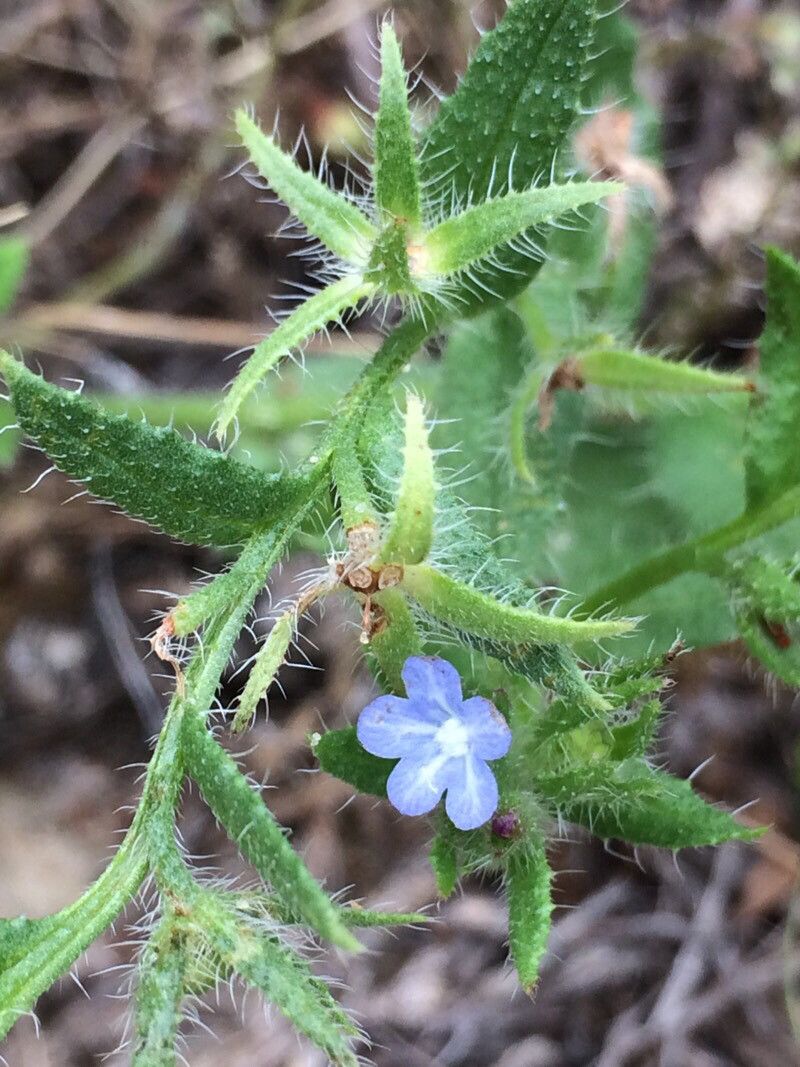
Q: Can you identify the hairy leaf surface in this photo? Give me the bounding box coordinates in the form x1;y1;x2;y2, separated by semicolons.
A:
1;353;312;547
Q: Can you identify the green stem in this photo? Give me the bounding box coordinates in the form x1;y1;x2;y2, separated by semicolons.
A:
581;484;800;613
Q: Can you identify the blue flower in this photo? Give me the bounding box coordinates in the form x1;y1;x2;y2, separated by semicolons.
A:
356;656;512;830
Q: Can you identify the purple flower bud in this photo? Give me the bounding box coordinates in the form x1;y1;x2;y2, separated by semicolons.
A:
491;810;521;839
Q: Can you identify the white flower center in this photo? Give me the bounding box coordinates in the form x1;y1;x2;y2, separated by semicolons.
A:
434;717;470;759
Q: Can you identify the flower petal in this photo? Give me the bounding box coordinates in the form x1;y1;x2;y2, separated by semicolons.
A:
402;656;463;713
386;753;453;816
444;754;499;830
357;694;443;758
459;696;512;760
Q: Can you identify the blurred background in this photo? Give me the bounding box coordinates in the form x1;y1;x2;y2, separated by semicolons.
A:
2;0;800;1064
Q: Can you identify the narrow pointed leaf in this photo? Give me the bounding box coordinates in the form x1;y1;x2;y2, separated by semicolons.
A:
575;347;754;395
746;247;800;506
375;23;421;223
402;564;635;645
236;109;376;263
232;612;295;732
378;393;435;564
0;353;312;547
183;715;360;951
506;844;553;994
215;276;375;442
535;764;762;848
423;182;621;277
337;906;431;928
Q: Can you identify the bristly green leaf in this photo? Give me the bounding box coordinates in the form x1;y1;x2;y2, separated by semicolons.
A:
506;843;553;994
378;393;435;564
746;247;800;507
232;612;295;732
375;22;422;225
420;0;599;311
0;353;316;547
575;346;754;396
195;893;359;1067
236;109;376;264
314;725;394;797
535;763;762;848
182;715;360;951
214;276;375;442
422;182;621;277
0;235;28;313
402;564;635;646
132;914;189;1067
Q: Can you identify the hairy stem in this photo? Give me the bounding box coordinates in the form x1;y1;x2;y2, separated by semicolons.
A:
581;484;800;613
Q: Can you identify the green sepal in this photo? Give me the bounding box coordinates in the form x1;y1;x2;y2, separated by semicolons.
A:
506;842;553;994
608;700;663;760
369;588;423;693
131;912;189;1067
0;235;28;313
182;714;360;951
0;352;312;547
429;817;460;898
402;563;634;646
375;23;422;225
535;763;762;848
420;0;599;311
597;651;671;705
735;606;800;688
528;695;610;750
422;182;621;277
236;109;376;263
232;612;295;732
313;725;393;797
194;892;359;1067
727;556;800;686
575;347;754;395
378;393;435;564
746;247;800;507
214;276;374;442
727;555;800;619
